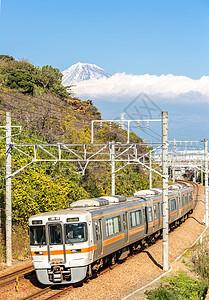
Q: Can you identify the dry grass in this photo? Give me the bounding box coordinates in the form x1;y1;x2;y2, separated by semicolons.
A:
12;224;30;261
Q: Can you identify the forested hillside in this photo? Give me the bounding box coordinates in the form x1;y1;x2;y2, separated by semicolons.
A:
0;55;160;261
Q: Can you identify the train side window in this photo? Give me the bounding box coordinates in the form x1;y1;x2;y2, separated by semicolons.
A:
113;217;120;233
130;210;142;227
106;216;121;237
171;199;177;212
161;202;163;216
148;207;153;222
154;205;158;220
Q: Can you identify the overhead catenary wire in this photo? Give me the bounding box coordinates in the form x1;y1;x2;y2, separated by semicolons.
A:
0;93;161;146
0;102;59;120
0;90;93;126
0;90;70;111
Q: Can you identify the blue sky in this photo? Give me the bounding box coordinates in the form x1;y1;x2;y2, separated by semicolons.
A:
0;0;209;78
1;0;209;142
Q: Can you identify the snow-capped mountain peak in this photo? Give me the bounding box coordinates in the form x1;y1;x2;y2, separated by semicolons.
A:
62;62;112;86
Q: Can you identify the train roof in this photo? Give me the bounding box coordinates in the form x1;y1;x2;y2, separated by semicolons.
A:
29;185;193;221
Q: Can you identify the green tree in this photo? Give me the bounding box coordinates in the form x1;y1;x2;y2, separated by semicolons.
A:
6;69;34;94
12;169;89;224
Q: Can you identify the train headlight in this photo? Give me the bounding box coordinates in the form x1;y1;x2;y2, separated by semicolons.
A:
32;220;42;224
71;249;81;253
35;251;43;255
48;217;60;221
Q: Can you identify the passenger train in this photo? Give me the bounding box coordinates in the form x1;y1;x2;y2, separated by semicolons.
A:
29;184;193;285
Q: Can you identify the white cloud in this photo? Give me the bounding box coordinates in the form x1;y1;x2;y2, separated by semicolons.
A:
71;73;209;103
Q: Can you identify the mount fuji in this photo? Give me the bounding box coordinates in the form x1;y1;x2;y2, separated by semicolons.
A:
62;62;112;86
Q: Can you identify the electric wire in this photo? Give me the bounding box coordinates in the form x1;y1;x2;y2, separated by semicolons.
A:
0;90;93;126
0;102;59;120
146;127;162;138
0;90;69;112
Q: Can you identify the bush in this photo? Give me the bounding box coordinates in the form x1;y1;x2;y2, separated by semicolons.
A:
145;272;207;300
145;285;177;299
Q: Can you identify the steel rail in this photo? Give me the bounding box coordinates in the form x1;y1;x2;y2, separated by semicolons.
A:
0;265;34;287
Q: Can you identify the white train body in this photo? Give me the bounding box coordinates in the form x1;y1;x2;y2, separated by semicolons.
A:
29;186;193;285
29;210;93;284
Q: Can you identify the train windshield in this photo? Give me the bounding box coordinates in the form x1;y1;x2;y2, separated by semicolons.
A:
65;223;87;243
49;223;62;245
30;226;46;245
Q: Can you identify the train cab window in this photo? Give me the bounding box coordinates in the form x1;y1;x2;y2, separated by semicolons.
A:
130;210;142;227
65;223;87;243
170;199;177;212
148;207;153;222
106;216;121;237
30;226;46;245
154;205;158;220
49;224;62;245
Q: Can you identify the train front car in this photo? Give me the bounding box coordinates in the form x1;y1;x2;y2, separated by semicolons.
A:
29;209;93;285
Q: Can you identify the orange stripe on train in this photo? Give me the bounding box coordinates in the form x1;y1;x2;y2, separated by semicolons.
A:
31;245;97;256
103;233;125;246
129;225;144;235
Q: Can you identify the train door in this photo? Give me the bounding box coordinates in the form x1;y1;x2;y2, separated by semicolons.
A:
182;195;185;214
160;202;163;226
168;199;171;222
94;219;103;258
143;207;148;235
178;195;181;217
123;212;129;244
47;223;66;264
153;203;160;231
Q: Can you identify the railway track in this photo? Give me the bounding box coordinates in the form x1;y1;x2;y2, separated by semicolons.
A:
21;263;120;300
22;285;74;300
0;264;34;287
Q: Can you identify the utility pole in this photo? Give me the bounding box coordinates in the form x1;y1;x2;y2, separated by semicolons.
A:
149;151;152;189
172;165;175;183
111;141;115;195
172;138;176;183
204;138;208;227
6;112;12;266
120;113;125;130
162;111;169;271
